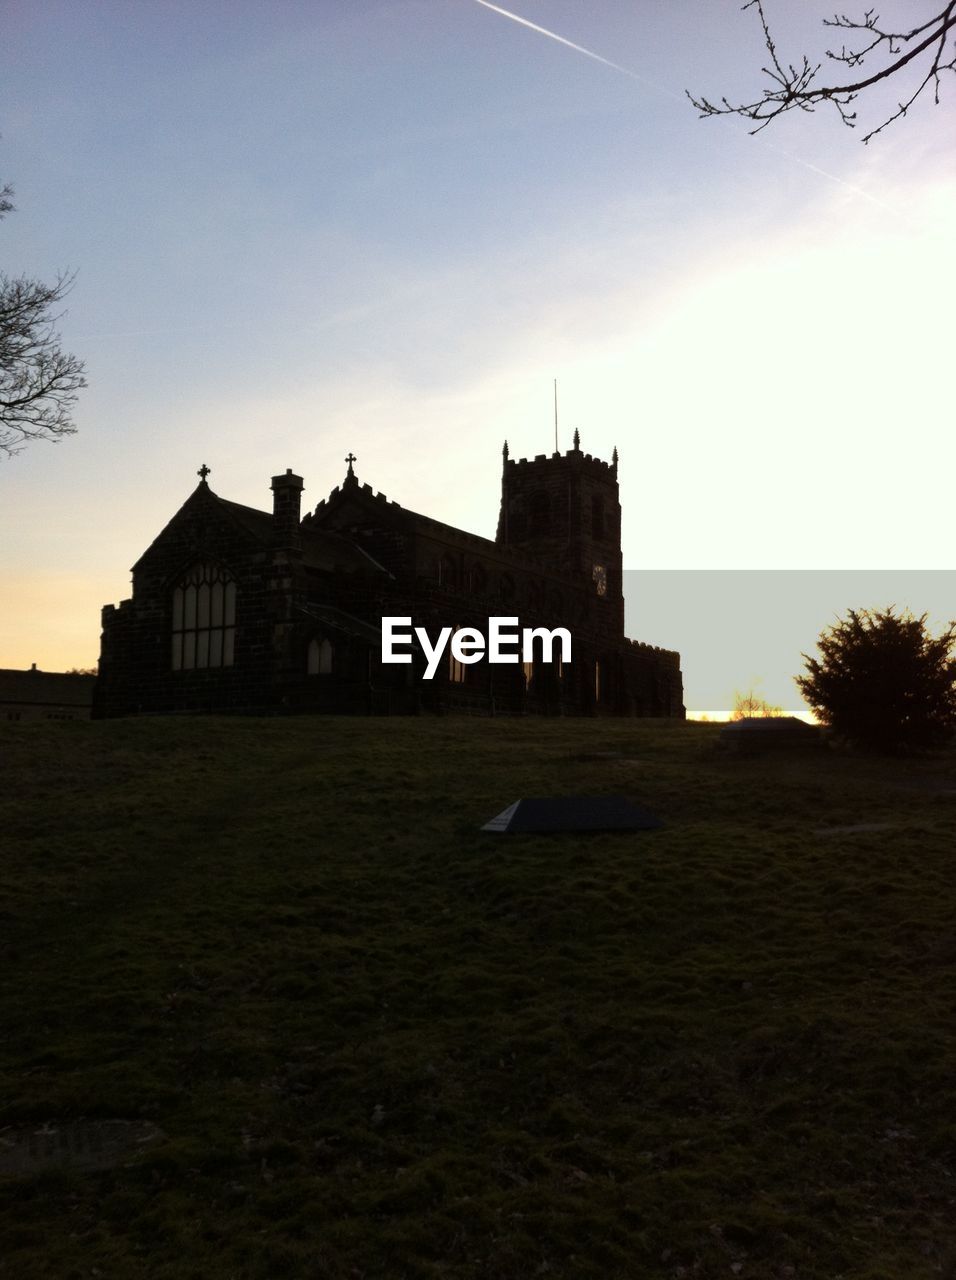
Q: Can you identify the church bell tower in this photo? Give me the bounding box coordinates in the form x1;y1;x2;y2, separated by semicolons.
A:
496;433;623;620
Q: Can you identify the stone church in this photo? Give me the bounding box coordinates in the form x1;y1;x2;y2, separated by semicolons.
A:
94;439;683;719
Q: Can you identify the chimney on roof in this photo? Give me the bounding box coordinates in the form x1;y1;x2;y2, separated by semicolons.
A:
271;469;304;550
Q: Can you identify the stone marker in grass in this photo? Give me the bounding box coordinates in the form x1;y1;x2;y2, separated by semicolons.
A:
719;716;823;756
0;1120;165;1175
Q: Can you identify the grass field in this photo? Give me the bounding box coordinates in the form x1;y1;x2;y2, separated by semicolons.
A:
1;715;954;1279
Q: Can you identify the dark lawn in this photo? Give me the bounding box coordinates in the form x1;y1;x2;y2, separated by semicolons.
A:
1;716;954;1279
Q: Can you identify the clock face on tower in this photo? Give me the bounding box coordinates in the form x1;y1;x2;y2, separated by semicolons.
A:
592;563;607;597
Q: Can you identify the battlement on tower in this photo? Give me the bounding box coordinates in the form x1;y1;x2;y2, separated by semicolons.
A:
505;445;617;478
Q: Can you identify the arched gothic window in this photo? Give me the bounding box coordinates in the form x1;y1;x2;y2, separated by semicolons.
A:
508;496;527;539
592;495;606;539
307;637;333;675
171;562;236;671
529;490;550;533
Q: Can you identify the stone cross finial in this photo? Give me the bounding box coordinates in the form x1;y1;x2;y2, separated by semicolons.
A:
198;463;211;481
345;452;357;475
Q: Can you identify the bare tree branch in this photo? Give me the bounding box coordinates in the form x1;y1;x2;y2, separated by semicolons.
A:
0;185;86;456
687;1;956;143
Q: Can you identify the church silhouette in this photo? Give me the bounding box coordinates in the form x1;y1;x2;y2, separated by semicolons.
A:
94;441;683;718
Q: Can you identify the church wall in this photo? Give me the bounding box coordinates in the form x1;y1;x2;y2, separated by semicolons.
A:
497;448;625;636
621;640;685;717
95;499;282;717
96;455;684;720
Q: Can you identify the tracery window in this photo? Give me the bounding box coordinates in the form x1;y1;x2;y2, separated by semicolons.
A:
449;627;466;684
171;562;236;671
307;638;333;675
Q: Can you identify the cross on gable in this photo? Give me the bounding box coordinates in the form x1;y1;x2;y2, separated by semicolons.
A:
198;464;211;481
345;452;357;474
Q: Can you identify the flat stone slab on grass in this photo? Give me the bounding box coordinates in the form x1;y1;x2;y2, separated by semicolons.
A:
0;1119;165;1175
893;778;956;795
482;796;662;834
719;717;823;755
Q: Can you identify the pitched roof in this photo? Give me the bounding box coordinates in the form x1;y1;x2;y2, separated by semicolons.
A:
216;493;388;575
0;668;96;707
215;496;274;541
297;603;384;647
299;527;390;576
132;482;387;578
310;477;569;577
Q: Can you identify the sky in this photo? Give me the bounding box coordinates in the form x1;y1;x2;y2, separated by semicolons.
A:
1;1;953;710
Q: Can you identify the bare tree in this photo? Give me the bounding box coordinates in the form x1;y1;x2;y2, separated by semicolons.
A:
688;2;956;143
730;688;784;720
1;186;86;456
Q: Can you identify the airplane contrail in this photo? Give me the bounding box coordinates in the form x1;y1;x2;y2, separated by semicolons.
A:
471;0;668;93
760;140;896;214
470;0;897;215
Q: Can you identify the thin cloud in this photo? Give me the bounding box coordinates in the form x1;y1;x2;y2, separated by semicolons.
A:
761;139;898;215
470;0;896;215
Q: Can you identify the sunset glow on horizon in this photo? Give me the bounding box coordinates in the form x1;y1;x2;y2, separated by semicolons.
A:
2;2;953;704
